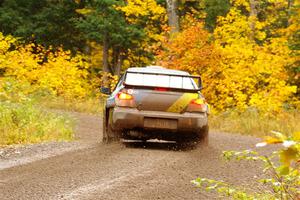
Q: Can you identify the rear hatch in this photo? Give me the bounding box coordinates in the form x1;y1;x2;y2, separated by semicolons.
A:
122;71;201;113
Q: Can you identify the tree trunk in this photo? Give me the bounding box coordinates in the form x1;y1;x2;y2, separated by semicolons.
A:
83;43;91;55
111;47;119;74
249;0;258;42
115;53;124;77
166;0;179;33
102;34;109;73
102;33;110;87
287;0;294;26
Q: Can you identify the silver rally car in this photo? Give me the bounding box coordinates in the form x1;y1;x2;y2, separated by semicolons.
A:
101;66;209;145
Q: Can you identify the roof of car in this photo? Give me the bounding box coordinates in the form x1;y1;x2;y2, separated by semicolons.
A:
126;66;190;76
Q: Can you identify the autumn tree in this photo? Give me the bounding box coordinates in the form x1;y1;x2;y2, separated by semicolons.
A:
118;0;167;67
0;33;91;99
158;3;298;112
204;0;231;31
75;0;144;76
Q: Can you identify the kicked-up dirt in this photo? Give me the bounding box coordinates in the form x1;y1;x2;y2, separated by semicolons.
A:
0;112;273;200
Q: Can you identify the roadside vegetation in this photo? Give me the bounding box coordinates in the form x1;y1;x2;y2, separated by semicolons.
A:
0;77;74;146
0;0;299;197
0;101;73;146
209;109;300;137
37;96;104;115
193;131;300;199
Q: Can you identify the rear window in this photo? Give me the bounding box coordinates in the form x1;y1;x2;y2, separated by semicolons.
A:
125;73;197;90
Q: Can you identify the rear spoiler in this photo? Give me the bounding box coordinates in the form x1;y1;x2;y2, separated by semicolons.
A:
123;71;203;92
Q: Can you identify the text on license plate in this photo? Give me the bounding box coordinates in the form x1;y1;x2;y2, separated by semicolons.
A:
144;118;178;129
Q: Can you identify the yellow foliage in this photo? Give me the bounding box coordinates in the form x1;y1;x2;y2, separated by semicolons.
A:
214;7;266;45
230;0;250;11
211;39;296;112
75;8;93;15
36;50;91;98
117;0;167;66
119;0;166;25
258;131;300;168
0;33;92;99
211;2;299;112
157;14;297;113
89;41;103;69
157;21;219;75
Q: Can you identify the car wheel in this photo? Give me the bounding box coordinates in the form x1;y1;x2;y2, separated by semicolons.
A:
102;108;121;143
196;125;209;146
102;108;109;143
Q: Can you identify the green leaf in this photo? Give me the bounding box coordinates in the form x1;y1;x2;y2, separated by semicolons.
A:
280;147;298;167
75;8;93;15
277;165;290;175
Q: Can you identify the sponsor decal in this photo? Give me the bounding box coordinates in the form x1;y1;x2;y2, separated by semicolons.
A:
167;93;198;113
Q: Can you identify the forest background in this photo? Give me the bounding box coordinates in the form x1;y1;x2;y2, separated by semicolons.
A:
0;0;299;145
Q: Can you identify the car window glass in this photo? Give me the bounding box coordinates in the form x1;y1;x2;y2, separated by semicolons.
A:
116;75;124;88
110;75;124;96
125;73;196;89
143;74;157;87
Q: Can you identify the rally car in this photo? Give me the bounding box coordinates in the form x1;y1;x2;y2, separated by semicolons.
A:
101;66;209;145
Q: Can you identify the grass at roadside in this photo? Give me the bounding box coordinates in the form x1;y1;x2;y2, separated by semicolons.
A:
0;101;74;146
36;96;300;138
209;109;300;137
6;90;297;146
37;96;104;115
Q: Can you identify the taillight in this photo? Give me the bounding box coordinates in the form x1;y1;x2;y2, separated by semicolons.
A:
190;99;205;105
154;87;168;92
187;98;207;113
116;92;135;108
117;92;133;100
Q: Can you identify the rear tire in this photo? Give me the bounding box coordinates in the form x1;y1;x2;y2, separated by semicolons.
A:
102;108;121;143
196;125;209;146
177;126;209;147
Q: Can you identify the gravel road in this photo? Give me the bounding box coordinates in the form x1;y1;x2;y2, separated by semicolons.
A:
0;112;272;200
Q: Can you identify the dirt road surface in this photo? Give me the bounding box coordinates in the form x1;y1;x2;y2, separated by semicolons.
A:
0;112;271;200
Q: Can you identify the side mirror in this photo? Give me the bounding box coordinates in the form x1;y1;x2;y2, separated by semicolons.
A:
100;87;111;95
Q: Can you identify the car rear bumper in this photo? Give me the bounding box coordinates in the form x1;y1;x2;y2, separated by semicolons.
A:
111;107;208;132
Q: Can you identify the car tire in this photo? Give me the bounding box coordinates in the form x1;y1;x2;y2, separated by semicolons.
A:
196;125;209;146
102;108;121;143
102;109;109;143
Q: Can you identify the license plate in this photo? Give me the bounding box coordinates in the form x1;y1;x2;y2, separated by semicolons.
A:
144;118;178;130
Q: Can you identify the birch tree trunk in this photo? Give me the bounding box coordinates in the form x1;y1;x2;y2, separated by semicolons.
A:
249;0;258;41
166;0;179;33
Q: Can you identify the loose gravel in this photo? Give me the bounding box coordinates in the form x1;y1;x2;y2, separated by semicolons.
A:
0;112;274;200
